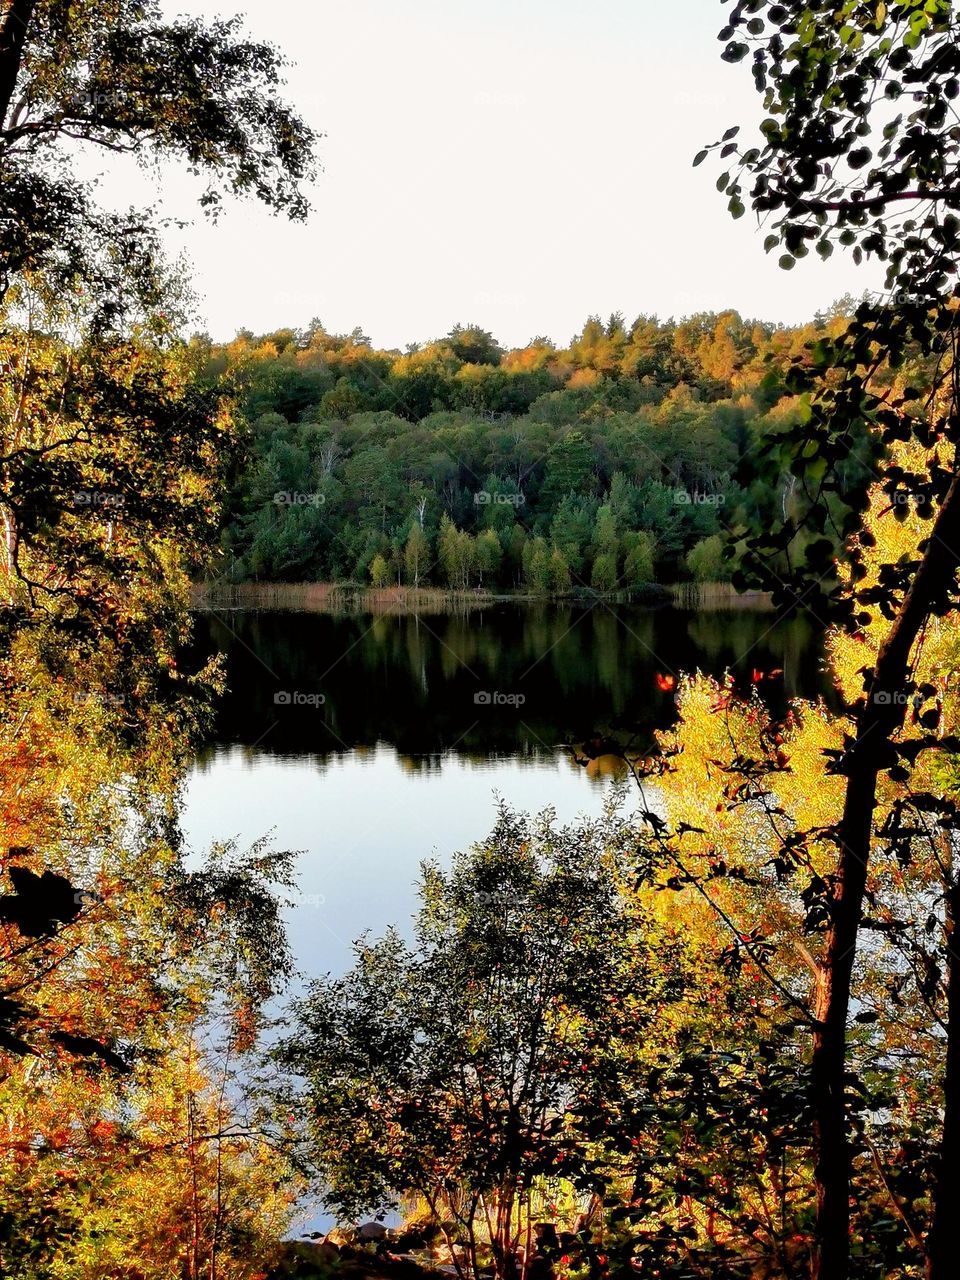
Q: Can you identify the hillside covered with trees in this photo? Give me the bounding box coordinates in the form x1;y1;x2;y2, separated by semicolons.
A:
201;305;877;592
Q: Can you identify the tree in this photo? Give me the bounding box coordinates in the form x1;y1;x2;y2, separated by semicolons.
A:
404;520;430;587
438;515;474;592
550;495;596;578
0;304;235;637
604;475;960;1274
622;530;656;588
523;536;552;594
0;1;315;313
608;471;637;527
0;645;300;1277
594;504;618;550
686;534;727;584
473;528;502;587
0;1026;298;1279
1;1;317;643
369;552;390;588
541;431;595;507
569;314;627;376
592;504;621;589
319;378;362;420
548;546;571;594
700;5;960;1275
447;324;503;366
282;806;677;1280
591;552;617;594
0;4;314;1266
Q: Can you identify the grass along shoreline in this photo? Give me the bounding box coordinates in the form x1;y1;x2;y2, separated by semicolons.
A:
190;580;772;614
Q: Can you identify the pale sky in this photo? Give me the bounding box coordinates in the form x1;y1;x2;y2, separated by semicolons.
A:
83;0;885;348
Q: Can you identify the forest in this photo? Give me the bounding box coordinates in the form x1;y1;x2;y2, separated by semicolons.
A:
4;3;960;1280
201;305;875;592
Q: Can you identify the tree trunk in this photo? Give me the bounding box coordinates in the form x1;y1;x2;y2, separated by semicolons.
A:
1;502;17;577
927;839;960;1280
0;0;36;127
811;469;960;1280
811;772;874;1280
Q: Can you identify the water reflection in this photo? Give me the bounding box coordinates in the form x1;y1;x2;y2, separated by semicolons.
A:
192;601;828;766
183;601;829;1044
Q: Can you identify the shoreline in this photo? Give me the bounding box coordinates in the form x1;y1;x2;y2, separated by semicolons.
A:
190;580;773;614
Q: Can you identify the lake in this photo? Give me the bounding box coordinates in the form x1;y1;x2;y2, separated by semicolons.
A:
182;599;828;984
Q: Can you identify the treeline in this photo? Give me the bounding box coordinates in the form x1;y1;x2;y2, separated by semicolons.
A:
195;304;876;591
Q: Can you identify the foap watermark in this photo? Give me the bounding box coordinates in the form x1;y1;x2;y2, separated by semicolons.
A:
675;490;725;507
474;88;526;108
68;88;129;109
476;890;527;907
874;287;928;310
887;489;928;510
301;892;327;908
274;690;326;708
474;691;526;707
473;491;526;507
73;888;104;907
873;690;924;710
474;288;526;310
274;491;325;507
73;690;124;708
72;491;125;509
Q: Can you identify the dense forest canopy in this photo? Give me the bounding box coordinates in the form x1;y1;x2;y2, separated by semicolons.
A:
202;303;880;591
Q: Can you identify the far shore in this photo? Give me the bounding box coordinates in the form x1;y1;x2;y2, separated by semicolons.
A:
190;580;774;615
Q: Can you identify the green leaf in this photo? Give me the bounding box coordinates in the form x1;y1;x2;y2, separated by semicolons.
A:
722;42;749;63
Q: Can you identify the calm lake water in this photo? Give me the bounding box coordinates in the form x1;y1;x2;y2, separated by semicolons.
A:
182;601;827;983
